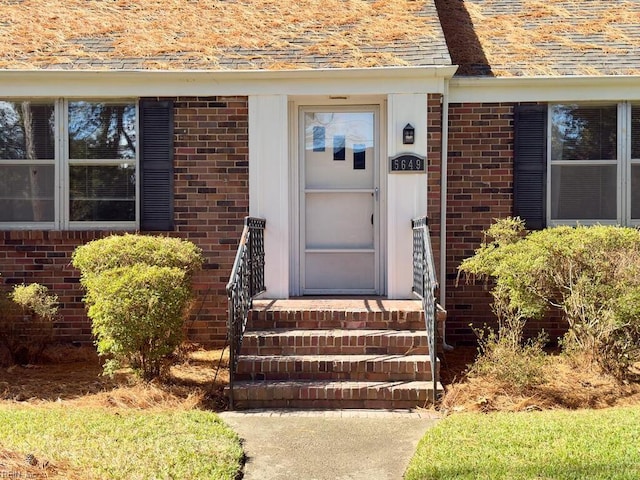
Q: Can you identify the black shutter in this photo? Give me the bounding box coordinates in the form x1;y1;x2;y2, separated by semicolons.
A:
139;99;174;231
513;104;547;230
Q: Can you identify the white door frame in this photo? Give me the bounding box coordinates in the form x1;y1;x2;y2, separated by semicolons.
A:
289;99;387;296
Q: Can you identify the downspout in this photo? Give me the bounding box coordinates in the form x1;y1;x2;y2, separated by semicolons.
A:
440;79;454;351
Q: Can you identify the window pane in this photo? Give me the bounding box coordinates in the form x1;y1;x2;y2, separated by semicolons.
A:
631;165;640;219
0;165;54;221
551;165;616;220
551;105;617;161
69;165;135;221
0;101;55;160
68;102;136;160
632;106;640;159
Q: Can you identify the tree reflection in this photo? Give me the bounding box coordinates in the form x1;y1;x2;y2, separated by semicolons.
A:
551;105;617;161
68;102;136;222
0;101;55;222
68;102;136;160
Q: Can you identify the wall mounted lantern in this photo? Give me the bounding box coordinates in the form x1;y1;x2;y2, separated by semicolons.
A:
402;123;415;144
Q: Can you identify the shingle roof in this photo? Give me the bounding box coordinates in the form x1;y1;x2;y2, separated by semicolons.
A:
0;0;451;71
437;0;640;77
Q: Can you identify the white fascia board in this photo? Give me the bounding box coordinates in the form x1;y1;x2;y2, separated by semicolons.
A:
450;75;640;103
0;66;458;98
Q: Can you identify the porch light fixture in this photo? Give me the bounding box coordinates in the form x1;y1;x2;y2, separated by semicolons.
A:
402;123;415;144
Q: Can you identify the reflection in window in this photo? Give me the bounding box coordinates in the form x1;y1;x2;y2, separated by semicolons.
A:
551;105;617;161
0;101;55;222
68;102;137;223
68;102;136;160
550;104;618;221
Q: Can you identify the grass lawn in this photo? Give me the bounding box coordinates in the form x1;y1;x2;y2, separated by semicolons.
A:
0;406;243;480
405;406;640;480
0;348;241;479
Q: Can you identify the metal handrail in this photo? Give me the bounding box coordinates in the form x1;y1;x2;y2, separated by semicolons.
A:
226;216;266;409
412;216;439;402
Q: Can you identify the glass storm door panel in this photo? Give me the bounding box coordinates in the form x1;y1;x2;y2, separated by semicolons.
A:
301;108;379;294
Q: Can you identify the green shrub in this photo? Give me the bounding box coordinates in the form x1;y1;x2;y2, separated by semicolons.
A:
84;265;191;378
72;234;203;379
72;233;203;276
11;283;58;321
0;283;58;364
459;218;640;380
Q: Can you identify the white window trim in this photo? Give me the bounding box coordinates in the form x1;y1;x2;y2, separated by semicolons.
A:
547;101;627;227
0;98;139;230
626;103;640;227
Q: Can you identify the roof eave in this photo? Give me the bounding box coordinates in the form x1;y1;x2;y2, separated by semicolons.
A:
0;65;459;97
450;74;640;103
0;65;458;80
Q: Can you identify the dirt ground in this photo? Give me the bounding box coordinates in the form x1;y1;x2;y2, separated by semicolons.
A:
437;345;640;413
0;344;230;410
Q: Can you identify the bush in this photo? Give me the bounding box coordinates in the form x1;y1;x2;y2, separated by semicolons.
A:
469;326;548;389
84;265;191;378
12;283;58;321
0;283;58;365
72;235;203;380
459;218;640;380
72;233;203;276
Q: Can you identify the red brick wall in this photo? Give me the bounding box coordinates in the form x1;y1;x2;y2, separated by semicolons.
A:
444;102;565;345
173;96;249;344
427;94;443;278
0;96;249;346
444;102;514;345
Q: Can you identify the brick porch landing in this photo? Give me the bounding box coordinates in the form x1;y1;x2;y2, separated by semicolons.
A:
230;298;441;409
252;298;424;311
248;298;425;330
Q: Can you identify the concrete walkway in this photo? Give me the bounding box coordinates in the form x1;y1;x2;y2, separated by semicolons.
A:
219;409;440;480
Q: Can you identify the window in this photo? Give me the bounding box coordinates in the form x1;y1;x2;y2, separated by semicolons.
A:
0;101;56;223
547;102;640;226
550;104;618;222
68;102;137;223
514;103;640;229
0;99;138;229
630;105;640;220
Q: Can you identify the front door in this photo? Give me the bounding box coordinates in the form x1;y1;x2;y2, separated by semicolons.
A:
300;107;380;295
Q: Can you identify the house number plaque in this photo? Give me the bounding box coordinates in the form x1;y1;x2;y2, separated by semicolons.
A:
389;153;426;172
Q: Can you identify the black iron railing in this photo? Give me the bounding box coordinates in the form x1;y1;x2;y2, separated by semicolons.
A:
412;216;439;402
226;216;266;409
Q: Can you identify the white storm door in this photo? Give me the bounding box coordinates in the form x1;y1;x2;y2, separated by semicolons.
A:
300;108;380;295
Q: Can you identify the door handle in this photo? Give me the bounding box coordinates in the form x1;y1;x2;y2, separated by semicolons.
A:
374;187;379;201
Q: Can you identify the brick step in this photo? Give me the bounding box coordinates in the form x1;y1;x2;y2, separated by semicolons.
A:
241;329;429;356
229;380;441;410
249;299;424;331
235;354;436;382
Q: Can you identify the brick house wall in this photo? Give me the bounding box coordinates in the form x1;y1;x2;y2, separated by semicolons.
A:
3;95;566;349
444;101;566;346
0;96;249;346
427;93;443;281
444;102;513;345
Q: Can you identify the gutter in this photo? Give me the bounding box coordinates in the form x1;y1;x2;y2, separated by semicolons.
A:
0;65;460;82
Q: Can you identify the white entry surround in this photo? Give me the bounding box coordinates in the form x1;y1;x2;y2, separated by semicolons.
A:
386;94;429;298
250;93;428;299
246;68;452;299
